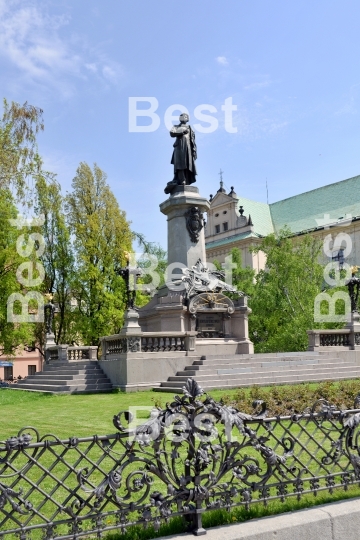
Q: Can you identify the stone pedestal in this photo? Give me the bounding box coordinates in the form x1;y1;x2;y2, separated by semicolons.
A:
120;308;141;334
347;311;360;348
160;186;210;273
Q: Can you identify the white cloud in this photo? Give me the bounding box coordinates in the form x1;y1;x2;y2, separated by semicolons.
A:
0;0;124;97
216;56;228;66
85;63;98;73
244;80;271;90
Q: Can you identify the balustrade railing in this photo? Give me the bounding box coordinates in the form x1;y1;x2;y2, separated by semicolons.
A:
141;335;185;352
103;331;196;357
320;333;350;347
307;329;357;350
45;345;98;363
2;379;360;538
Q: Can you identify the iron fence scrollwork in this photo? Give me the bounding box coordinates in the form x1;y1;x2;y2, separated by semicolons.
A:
2;380;360;537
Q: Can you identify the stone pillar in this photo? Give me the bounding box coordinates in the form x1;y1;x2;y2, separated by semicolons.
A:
120;308;142;333
347;311;360;349
230;297;254;354
160;186;210;273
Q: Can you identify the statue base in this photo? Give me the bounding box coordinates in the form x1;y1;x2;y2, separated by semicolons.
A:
160;185;210;272
45;333;56;347
120;308;141;334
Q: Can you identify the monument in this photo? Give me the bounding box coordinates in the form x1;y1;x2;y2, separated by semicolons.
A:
100;113;253;391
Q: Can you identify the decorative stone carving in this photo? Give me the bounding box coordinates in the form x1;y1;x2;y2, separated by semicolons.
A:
185;207;204;243
189;292;235;314
174;258;243;299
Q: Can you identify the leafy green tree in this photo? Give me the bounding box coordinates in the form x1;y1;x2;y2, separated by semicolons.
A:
65;162;133;345
135;242;167;306
212;247;255;299
0;190;35;356
0;99;51;202
33;177;75;348
249;230;324;352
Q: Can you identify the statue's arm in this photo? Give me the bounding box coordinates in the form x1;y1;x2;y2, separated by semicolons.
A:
170;125;188;137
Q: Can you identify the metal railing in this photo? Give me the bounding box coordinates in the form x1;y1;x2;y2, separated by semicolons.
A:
2;379;360;538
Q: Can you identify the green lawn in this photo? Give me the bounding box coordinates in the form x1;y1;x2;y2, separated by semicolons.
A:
0;387;244;439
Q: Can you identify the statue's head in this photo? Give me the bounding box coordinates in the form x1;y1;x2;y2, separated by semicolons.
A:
179;113;189;123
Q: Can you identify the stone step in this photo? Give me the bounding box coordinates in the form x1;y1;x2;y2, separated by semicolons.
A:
161;368;360;387
178;360;360;376
41;370;103;376
12;382;113;393
15;361;113;394
154;372;360;392
19;375;110;385
191;356;342;367
44;362;101;373
169;365;360;382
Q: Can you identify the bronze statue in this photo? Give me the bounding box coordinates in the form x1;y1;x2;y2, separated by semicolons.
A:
165;113;197;194
117;252;142;310
346;266;360;312
44;293;55;335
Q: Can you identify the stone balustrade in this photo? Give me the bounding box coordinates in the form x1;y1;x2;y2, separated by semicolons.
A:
102;331;196;358
45;344;98;363
307;328;360;350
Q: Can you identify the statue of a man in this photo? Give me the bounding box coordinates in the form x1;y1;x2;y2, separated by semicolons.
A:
346;266;360;312
165;113;197;194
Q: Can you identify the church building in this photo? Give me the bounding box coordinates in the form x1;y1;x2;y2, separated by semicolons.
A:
205;174;360;271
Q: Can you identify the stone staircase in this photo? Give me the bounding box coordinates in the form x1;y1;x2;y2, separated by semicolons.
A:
154;352;360;392
13;361;113;394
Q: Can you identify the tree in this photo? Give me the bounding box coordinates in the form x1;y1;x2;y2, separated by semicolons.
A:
65;163;133;345
0;189;35;356
33;177;75;349
135;242;167;306
0;99;51;202
249;230;324;352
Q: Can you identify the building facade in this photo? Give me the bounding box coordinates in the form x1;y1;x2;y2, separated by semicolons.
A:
205;175;360;270
0;348;42;381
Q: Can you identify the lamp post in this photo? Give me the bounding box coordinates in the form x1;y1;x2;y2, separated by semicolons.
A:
117;252;143;332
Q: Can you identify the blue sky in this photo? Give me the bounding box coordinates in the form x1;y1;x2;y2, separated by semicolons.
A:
1;0;360;249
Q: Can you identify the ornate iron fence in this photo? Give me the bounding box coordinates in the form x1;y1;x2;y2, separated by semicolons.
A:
2;379;360;538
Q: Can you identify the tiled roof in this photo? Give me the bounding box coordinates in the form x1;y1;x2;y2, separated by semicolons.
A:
237;197;274;237
206;174;360;251
269;174;360;235
206;230;261;249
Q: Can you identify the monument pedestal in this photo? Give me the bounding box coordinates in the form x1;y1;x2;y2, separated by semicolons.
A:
139;185;210;333
138;184;253;354
159;186;210;272
101;184;254;392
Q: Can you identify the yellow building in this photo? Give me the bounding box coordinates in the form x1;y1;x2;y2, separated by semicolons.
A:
205;175;360;270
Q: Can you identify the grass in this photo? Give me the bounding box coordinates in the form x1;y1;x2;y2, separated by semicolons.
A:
2;382;360;539
0;387;245;439
3;379;360;439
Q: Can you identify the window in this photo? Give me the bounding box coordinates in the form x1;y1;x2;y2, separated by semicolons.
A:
4;366;13;380
223;210;227;214
28;365;36;376
332;248;345;269
223;222;228;232
215;224;220;234
215;213;219;217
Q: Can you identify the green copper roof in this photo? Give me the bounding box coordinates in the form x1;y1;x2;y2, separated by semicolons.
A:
206;230;260;249
269;174;360;235
237;196;274;237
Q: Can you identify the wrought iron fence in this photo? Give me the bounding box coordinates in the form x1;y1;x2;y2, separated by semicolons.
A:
2;379;360;538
